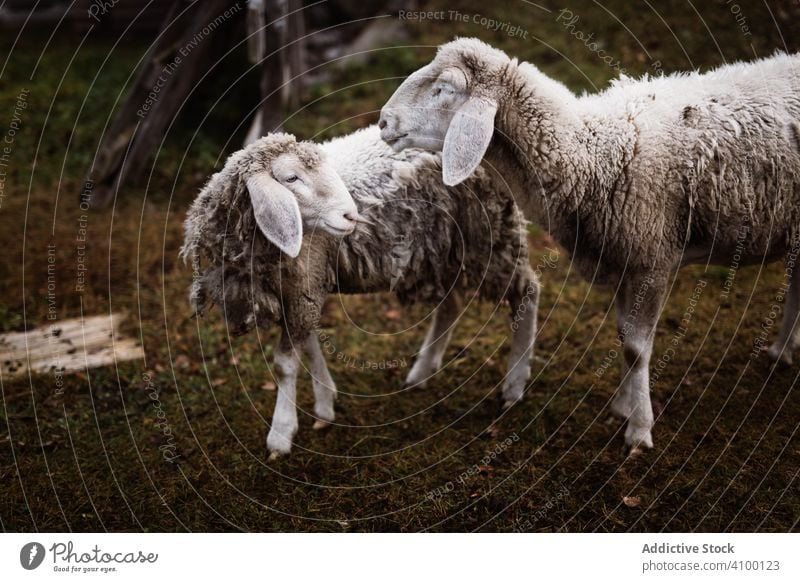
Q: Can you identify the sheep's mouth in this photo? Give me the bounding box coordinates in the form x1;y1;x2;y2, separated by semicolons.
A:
321;222;356;236
382;132;408;145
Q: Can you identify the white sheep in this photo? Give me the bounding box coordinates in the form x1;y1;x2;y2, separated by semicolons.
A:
182;126;538;458
379;38;800;450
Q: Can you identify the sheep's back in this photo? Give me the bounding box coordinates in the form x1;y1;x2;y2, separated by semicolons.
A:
323;127;531;303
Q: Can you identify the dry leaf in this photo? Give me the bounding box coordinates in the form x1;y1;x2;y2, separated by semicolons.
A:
384;308;401;321
261;381;276;391
212;378;226;387
174;354;190;369
623;495;641;508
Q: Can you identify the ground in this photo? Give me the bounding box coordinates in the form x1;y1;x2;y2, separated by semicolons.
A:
0;0;798;532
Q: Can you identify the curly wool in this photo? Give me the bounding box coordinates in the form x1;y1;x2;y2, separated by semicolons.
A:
181;133;324;333
181;125;533;337
435;38;800;283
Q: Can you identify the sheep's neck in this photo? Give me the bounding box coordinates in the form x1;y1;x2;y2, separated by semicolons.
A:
489;110;586;226
487;62;618;254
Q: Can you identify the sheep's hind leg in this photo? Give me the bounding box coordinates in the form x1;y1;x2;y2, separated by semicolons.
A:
617;273;667;451
267;336;302;460
610;291;634;419
767;258;800;365
501;275;538;407
305;335;337;430
405;292;462;387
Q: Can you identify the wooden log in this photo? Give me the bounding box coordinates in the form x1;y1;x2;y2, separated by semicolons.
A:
0;312;144;378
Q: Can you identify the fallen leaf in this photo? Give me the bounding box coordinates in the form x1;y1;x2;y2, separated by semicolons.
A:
384;308;401;321
261;381;276;391
623;495;641;508
212;378;226;387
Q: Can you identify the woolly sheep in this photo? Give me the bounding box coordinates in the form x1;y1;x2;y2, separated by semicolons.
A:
379;38;800;451
182;126;538;459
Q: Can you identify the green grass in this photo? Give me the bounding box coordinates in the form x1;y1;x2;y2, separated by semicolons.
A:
0;0;798;532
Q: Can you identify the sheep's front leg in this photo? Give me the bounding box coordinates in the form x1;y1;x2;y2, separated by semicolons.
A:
305;335;337;429
616;273;666;450
267;337;302;460
768;261;800;364
502;276;538;407
405;292;462;387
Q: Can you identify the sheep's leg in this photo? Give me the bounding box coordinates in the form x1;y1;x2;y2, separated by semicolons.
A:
501;277;538;407
304;335;337;430
610;292;633;418
267;336;302;460
767;262;800;365
617;273;666;450
405;292;462;387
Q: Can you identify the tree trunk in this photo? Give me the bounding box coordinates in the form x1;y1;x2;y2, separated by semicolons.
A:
85;0;240;209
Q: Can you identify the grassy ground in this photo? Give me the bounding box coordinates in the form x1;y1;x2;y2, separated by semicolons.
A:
1;0;798;532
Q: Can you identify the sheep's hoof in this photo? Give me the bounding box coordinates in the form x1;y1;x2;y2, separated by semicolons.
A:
500;382;525;408
624;423;654;450
627;446;645;458
501;397;521;410
403;380;427;389
404;363;437;388
267;450;285;462
312;419;331;430
767;343;793;365
403;375;430;389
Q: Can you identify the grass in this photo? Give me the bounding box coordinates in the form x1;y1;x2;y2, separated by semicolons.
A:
0;0;798;532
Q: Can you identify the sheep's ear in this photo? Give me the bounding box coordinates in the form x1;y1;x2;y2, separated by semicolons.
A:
246;172;302;258
442;97;497;186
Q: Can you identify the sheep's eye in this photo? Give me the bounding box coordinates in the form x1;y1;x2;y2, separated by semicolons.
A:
432;87;443;97
285;175;299;183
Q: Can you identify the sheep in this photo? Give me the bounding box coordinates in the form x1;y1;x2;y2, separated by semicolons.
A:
379;37;800;451
181;126;538;459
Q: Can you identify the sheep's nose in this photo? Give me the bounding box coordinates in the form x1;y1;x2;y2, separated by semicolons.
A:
344;212;358;223
379;109;393;129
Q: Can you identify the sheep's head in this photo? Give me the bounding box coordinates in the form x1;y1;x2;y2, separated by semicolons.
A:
244;135;359;257
379;38;509;186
